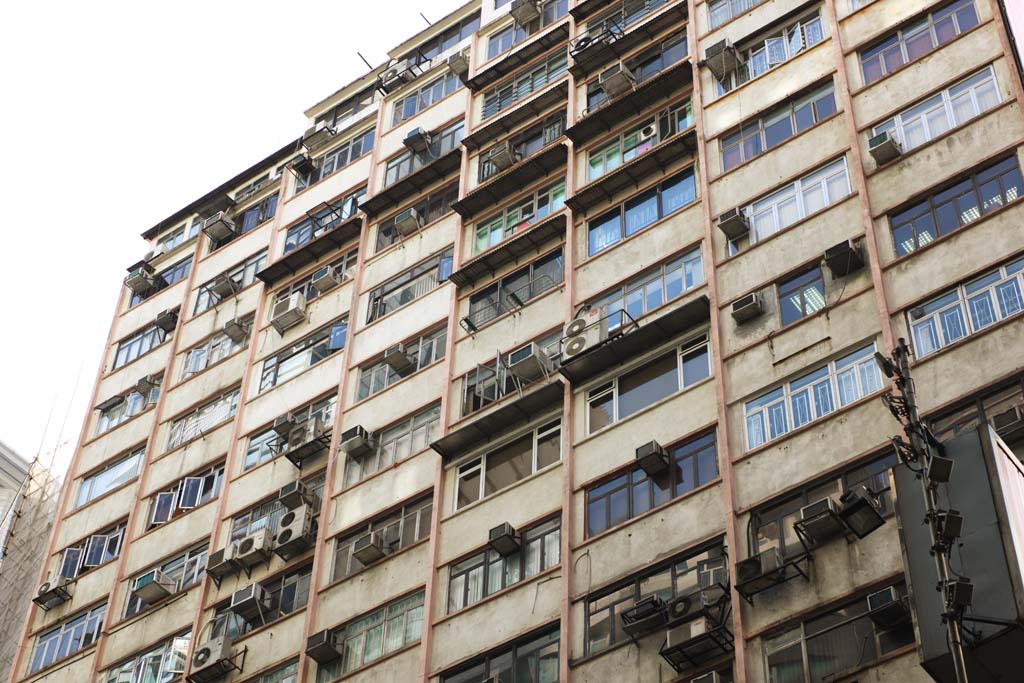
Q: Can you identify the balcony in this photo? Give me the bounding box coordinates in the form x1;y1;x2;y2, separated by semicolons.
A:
360;147;463;217
569;2;687;79
463;82;569;152
449;212;567;291
257;209;361;286
566;57;693;147
452;142;568;221
567;126;695;215
467;23;570;93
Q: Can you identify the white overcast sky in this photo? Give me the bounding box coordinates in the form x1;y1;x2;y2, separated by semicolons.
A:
0;0;455;477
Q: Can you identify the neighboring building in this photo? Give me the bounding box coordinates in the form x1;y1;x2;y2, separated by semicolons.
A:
0;442;29;565
8;1;1024;683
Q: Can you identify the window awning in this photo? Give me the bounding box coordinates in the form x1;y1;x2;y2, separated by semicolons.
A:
461;82;569;152
256;216;361;286
360;147;463;217
467;23;571;92
452;142;568;221
448;212;567;291
569;4;688;80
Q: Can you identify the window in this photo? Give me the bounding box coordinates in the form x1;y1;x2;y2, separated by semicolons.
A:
295;128;375;192
744;343;883;450
384;122;464;187
778;267;826;326
180;320;251;380
735;157;851;250
479;112;565;182
460;333;562;416
475;183;566;253
709;0;764;29
367;248;453;323
587;336;711;433
752;453;896;558
212;564;313;637
284;188;365;254
104;632;191;683
764;583;914;683
377;182;459;252
587;100;693;181
235;173;278;202
356;327;447;400
587;167;696;256
57;522;127;580
586;32;687;111
273;249;358;305
194;251;268;314
259;318;348;393
129;256;193;307
872;66;1000;154
124;545;208;617
167;387;240;450
77;449;143;507
250;660;298;683
466;249;564;329
586;431;718;537
402;13;480;67
482;50;568;119
486;0;568;60
155;221;200;255
909;256;1024;358
244;397;335;469
456;421;561;509
220;192;278;248
316;88;380;136
97;383;160;435
393;72;461;126
448;518;560;612
721;84;836;171
590;248;704;332
333;495;432;581
230;473;325;544
148;464;224;528
30;604;106;674
860;1;979;85
586;0;670;37
113;322;168;370
344;406;441;486
716;12;826;96
441;627;559;683
316;591;425;680
586;544;726;655
890;156;1023;256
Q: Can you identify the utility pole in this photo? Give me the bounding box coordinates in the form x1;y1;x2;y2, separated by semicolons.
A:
876;338;970;683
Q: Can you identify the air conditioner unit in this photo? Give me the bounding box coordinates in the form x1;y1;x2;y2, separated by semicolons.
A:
271;292;307;335
599;63;636;100
698;559;729;590
993;405;1024;432
125;261;156;295
447;52;470;78
798;497;846;545
340;425;375;458
731;292;762;324
33;576;73;611
306;629;342;664
639;124;657;141
663;615;718;653
868;131;902;165
570;34;596;58
621;594;667;637
135;374;160;397
188;636;234;683
717;207;749;240
285;416;328;466
866;586;909;628
510;0;541;26
635;440;670;477
352;531;387;564
154;309;179;332
202;212;237;243
290;153;316;176
736;547;783;586
96;394;125;412
222;318;250;344
231;583;272;623
824;239;865;278
507;342;552;382
303;120;336;151
403;127;432;154
209;273;238;299
311;265;343;293
489;141;521;171
143;245;166;262
380;60;414;93
563;309;610;359
384;343;414;373
663;592;702;624
394;206;423;236
235;528;273;568
131;568;176;604
279;480;318;510
274;504;317;559
274;412;298;437
704;39;742;80
692;671;723;683
488;522;520;556
205;545;238;581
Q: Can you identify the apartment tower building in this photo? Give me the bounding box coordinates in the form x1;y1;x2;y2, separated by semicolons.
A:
10;1;1024;682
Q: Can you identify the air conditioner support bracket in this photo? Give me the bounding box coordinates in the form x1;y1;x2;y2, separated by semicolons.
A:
793;512;860;549
284;433;332;470
186;646;247;683
734;552;812;606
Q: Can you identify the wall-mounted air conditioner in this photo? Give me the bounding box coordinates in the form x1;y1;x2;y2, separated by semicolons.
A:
340;425;374;458
202;212;237;243
230;583;272;623
736;547;783;586
222;318;250;343
32;576;73;611
352;531;386;564
188;636;234;683
273;412;298;437
488;523;520;556
311;265;343;293
730;292;762;324
447;52;470;78
306;629;342;664
717;207;749;240
131;568;176;604
692;672;723;683
620;594;667;637
510;0;541;26
866;586;909;628
394;206;423;236
489;141;521;172
797;497;846;545
209;273;239;299
290;153;316;176
154;309;179;333
136;374;160;397
635;441;670;477
303;120;337;152
234;528;273;568
205;545;238;581
600;63;636;100
125;261;156;295
562;309;609;359
380;59;415;93
271;292;307;335
868;131;902;165
279;480;317;510
403;127;432;154
274;504;317;559
704;39;742;79
824;239;865;278
507;342;552;382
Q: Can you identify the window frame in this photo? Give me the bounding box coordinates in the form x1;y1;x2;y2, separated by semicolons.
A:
124;545;209;618
332;495;433;582
30;603;107;674
166;387;241;451
259;317;349;393
194;251;268;315
76;449;144;508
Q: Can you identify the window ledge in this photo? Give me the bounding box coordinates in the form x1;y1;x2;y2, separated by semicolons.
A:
192;278;264;320
909;305;1024;370
173;346;250;391
246;348;345;405
445;460;562;519
844;14;990;66
284;151;372;204
20;642;98;681
367;210;457;264
83;407;156;449
64;477;139;521
332;447;436;500
103;339;173;381
108;581;201;632
434;564;561;625
155;415;237;464
358;285;451;332
458;283;564;336
706;39;831;108
349;357;446;410
135;496;221;542
320;640;421;683
318;538;430;595
231;605;308;646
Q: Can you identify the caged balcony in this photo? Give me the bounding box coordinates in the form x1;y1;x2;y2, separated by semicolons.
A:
570;0;687;79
